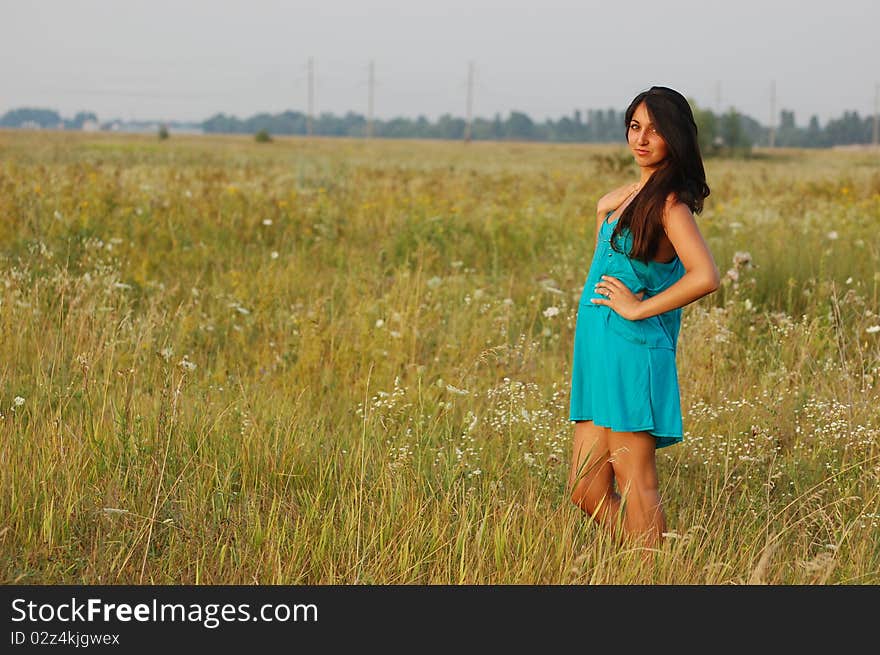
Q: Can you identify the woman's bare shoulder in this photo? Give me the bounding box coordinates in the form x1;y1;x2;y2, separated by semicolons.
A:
596;184;635;217
662;192;695;226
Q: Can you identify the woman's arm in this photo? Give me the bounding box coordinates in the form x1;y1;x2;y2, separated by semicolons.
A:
632;200;720;321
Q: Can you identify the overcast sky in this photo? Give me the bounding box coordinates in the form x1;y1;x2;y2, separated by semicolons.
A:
2;0;878;126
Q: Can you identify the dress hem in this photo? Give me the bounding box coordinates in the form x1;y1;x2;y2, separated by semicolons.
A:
568;416;682;441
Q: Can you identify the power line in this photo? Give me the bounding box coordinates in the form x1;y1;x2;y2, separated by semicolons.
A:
464;60;474;143
769;79;776;148
873;82;878;147
367;59;375;138
307;57;314;136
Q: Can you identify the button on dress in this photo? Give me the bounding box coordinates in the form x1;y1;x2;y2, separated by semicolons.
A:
568;210;686;448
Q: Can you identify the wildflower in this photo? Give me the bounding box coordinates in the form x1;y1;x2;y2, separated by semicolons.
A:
426;276;442;289
375;318;385;328
179;357;197;372
271;251;279;259
732;251;752;267
234;305;250;315
827;231;839;241
725;268;739;283
160;347;173;361
445;383;470;395
866;325;880;334
13;396;25;407
262;219;273;226
543;306;560;318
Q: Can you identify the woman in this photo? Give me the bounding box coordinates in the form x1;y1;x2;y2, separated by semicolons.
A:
567;86;720;549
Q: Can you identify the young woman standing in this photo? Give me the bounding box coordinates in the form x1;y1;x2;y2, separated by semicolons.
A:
567;86;720;548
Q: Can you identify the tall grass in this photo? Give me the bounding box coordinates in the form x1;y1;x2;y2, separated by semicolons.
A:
1;130;878;583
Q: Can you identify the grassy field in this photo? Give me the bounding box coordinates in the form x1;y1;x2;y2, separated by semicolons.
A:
1;129;878;584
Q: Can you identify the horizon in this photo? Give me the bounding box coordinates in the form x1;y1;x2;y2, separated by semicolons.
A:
3;102;873;131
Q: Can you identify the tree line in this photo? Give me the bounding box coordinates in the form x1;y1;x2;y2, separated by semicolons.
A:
2;103;876;149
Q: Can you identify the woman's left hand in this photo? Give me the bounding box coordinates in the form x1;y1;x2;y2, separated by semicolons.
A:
590;275;645;320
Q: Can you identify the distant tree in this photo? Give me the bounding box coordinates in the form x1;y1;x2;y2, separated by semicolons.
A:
190;103;865;147
824;111;872;145
255;129;272;142
689;98;718;156
779;109;796;130
807;115;824;147
65;111;98;129
158;124;169;140
0;107;62;128
506;111;537;140
720;108;751;154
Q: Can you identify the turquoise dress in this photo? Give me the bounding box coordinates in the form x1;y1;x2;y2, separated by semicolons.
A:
569;210;686;448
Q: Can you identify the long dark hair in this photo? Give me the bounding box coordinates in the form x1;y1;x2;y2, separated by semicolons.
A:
609;86;710;262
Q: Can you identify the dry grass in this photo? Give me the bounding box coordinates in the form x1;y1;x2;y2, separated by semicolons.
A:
1;129;878;583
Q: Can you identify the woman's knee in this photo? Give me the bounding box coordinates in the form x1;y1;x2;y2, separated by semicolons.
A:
615;475;661;508
570;478;614;516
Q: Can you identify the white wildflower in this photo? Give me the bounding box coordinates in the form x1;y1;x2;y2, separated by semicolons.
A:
733;251;752;267
543;306;560;318
445;383;470;395
827;231;839;241
866;325;880;334
271;251;279;259
13;396;25;407
262;218;273;226
375;318;385;328
426;276;442;289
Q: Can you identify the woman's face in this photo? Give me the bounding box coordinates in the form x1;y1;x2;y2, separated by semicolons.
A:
628;101;668;170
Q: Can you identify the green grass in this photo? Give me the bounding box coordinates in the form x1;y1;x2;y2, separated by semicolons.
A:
1;129;878;583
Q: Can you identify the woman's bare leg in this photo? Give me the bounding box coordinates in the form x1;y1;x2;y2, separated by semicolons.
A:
568;420;624;539
606;430;666;549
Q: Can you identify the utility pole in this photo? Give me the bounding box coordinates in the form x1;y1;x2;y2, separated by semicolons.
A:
367;59;375;139
873;82;879;147
464;60;474;143
768;79;776;148
307;57;314;137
